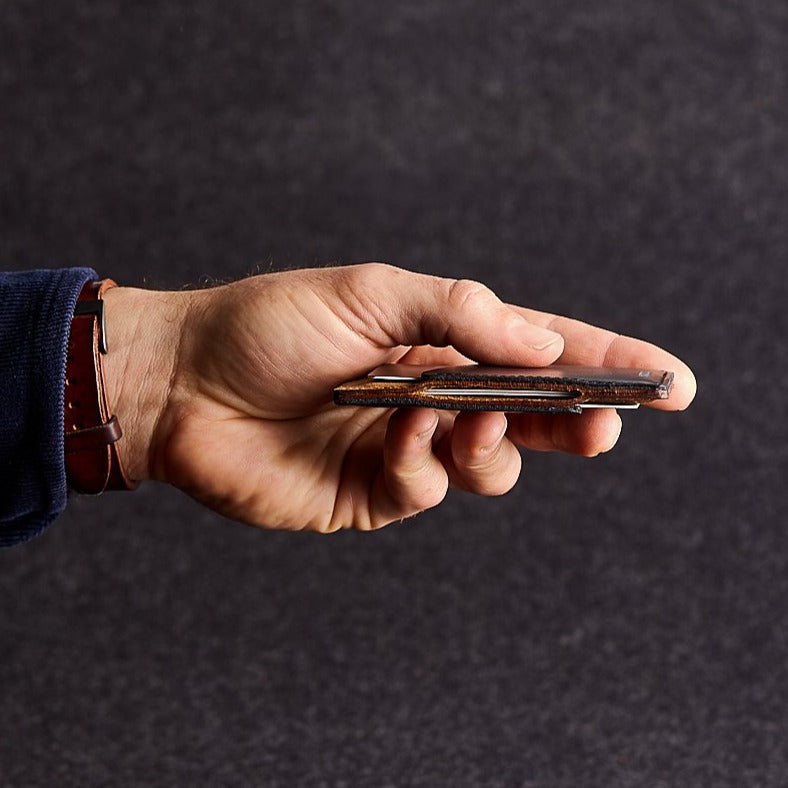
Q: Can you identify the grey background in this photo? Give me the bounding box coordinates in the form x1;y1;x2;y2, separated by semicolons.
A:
1;1;787;785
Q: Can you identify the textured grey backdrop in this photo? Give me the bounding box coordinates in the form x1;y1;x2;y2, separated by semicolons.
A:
1;1;787;785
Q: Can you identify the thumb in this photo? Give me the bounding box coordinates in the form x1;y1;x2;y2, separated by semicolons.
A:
346;263;564;366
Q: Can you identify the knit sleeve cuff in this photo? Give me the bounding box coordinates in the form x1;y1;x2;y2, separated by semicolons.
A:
0;267;98;546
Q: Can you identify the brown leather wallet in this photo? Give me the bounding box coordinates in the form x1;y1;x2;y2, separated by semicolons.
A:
334;364;674;414
63;279;138;494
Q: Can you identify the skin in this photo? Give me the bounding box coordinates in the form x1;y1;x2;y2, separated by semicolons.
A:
100;263;696;532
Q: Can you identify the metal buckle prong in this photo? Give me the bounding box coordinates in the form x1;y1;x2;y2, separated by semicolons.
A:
74;299;108;354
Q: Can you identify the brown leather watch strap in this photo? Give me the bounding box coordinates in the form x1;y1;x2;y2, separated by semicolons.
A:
64;279;138;494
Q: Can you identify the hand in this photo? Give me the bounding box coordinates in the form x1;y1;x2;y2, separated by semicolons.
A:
101;263;696;532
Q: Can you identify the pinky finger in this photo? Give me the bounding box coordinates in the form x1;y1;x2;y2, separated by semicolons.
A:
368;408;449;529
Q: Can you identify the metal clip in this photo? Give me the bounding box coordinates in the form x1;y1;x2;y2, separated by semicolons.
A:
74;299;108;354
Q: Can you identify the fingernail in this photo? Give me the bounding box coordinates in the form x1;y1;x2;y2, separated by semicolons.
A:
513;317;563;351
416;413;439;445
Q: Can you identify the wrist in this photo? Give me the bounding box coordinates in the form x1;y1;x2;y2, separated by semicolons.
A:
101;286;194;482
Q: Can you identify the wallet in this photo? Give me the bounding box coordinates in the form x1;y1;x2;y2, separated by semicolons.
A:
334;364;674;414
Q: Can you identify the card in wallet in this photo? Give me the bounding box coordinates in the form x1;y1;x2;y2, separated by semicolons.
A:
333;364;674;414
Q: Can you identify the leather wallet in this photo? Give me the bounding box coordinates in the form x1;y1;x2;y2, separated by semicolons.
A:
334;364;674;414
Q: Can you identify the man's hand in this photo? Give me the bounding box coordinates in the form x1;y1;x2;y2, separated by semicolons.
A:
101;263;696;532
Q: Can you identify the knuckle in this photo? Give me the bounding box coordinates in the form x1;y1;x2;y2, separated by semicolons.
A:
336;262;397;341
350;261;395;287
458;443;501;471
446;278;495;311
456;442;521;495
454;429;506;470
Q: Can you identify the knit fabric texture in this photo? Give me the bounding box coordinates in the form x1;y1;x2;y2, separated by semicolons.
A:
0;268;95;545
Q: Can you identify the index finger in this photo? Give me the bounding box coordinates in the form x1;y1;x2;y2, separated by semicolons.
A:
510;306;697;411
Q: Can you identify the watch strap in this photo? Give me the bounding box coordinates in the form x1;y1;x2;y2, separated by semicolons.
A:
64;279;138;493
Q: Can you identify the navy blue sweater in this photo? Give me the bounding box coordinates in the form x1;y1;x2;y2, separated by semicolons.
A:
0;268;97;546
